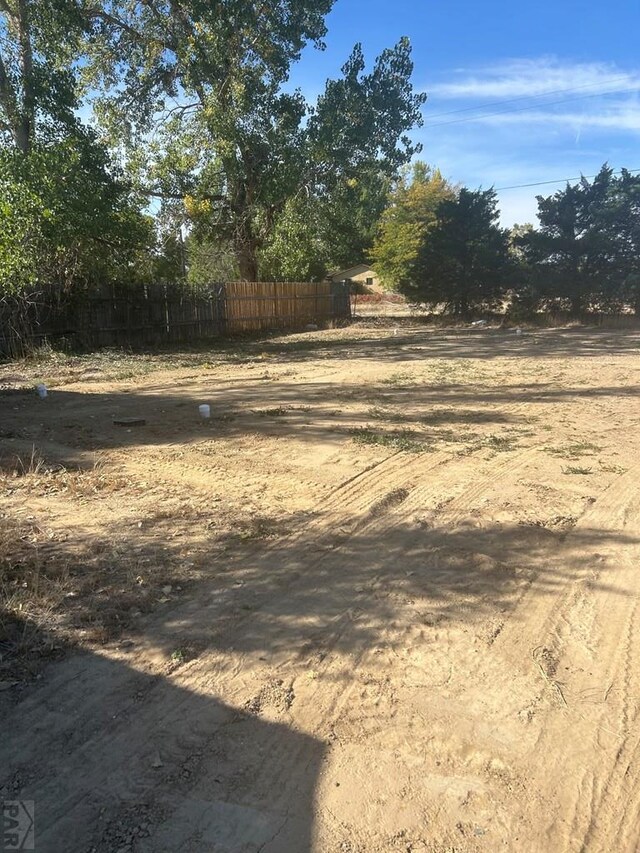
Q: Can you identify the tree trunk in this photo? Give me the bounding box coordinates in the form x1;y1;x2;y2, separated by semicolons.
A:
454;296;469;317
236;240;259;281
0;0;34;155
570;295;583;316
234;215;260;281
13;119;31;155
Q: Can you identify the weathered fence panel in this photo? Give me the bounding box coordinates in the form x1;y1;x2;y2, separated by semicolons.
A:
0;281;351;357
222;280;340;333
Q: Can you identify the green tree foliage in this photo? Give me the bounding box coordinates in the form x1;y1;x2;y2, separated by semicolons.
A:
516;166;616;313
0;140;153;296
258;170;390;281
0;0;87;152
258;196;328;282
316;170;392;274
407;188;512;314
0;1;152;299
85;3;425;280
601;169;640;313
515;166;640;314
186;238;239;288
505;223;538;316
369;162;455;289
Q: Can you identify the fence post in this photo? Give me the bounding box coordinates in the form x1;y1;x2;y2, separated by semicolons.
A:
217;283;227;335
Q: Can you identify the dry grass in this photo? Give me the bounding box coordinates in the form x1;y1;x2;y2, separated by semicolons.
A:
0;455;200;679
0;509;191;679
0;344;225;391
0;443;302;681
2;451;134;501
0;513;70;679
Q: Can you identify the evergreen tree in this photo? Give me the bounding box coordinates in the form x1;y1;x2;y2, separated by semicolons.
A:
517;166;618;314
409;188;512;314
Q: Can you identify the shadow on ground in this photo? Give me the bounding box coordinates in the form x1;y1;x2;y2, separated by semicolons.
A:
0;614;323;852
1;491;636;850
2;327;640;389
255;326;640;363
0;375;637;460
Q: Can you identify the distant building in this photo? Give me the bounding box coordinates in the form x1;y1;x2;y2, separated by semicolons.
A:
326;264;383;293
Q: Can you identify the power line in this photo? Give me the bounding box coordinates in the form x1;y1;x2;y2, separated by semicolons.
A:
495;167;640;192
424;74;633;120
424;86;639;129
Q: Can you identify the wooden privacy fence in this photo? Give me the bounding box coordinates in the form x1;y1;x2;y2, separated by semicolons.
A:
0;281;351;356
223;280;342;333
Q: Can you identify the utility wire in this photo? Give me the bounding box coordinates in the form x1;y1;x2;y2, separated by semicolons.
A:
424;87;639;129
496;167;640;191
423;74;633;119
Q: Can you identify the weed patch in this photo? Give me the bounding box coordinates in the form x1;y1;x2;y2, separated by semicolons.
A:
562;465;594;475
598;461;628;474
544;442;602;459
350;427;429;453
381;371;415;387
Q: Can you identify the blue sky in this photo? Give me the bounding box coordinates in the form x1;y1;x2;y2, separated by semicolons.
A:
291;0;640;227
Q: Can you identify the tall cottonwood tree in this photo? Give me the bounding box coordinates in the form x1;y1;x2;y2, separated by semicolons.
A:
85;3;425;279
0;0;86;152
0;1;153;297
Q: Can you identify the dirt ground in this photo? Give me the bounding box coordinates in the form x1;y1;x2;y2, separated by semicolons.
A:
1;323;640;852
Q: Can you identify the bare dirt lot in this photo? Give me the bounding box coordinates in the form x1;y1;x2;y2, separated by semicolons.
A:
1;323;640;852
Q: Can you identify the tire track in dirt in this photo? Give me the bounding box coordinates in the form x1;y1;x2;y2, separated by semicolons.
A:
5;342;640;851
319;446;640;851
489;466;640;851
564;475;640;853
324;439;539;524
407;445;541;519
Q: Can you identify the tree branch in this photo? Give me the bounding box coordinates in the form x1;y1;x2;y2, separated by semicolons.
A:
0;49;20;137
83;6;167;47
16;0;34;145
160;101;200;120
145;188;226;204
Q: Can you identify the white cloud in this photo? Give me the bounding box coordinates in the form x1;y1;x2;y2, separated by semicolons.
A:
415;57;640;229
474;102;640;132
426;57;640;100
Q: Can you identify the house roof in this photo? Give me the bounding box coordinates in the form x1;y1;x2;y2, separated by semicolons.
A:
327;263;377;279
